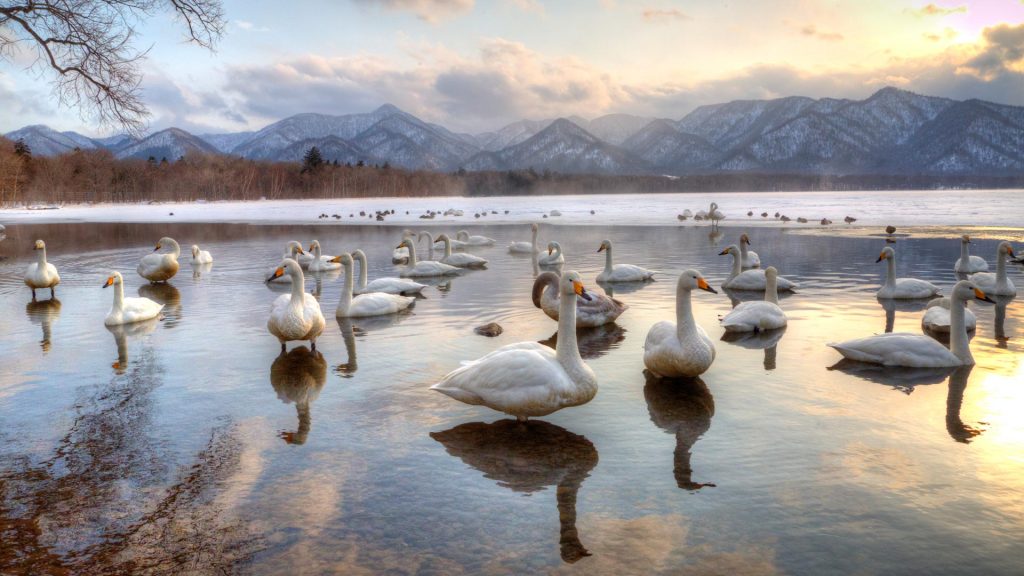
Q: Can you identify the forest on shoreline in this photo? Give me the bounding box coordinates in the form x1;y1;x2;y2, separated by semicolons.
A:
2;137;1022;207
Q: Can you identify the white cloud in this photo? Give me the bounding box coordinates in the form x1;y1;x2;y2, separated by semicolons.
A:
352;0;475;22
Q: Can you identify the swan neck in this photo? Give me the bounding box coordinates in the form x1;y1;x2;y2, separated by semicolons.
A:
603;245;613;273
37;246;47;266
676;286;696;337
730;251;741;279
885;256;896;289
950;296;971;364
290;266;305;305
765;275;779;305
167;239;180;258
338;262;354;314
406;241;417;266
444;237;452;258
960;242;970;265
996;249;1007;286
532;226;538;250
740;242;748;259
356;253;368;289
113;281;124;310
556;289;583;369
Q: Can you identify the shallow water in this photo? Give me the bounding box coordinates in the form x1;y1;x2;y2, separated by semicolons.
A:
1;220;1023;575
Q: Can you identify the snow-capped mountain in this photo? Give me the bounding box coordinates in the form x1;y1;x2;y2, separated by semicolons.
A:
199;131;254;153
575;114;657;145
275;136;373;165
115;128;220;160
3;125;99;156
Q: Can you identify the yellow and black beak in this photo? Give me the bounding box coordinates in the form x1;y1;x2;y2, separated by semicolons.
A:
153;244;162;252
102;276;114;288
974;287;995;303
718;248;730;256
548;246;554;255
875;252;886;263
330;255;342;263
597;244;606;253
1008;246;1016;257
697;277;717;294
573;280;592;301
266;266;285;283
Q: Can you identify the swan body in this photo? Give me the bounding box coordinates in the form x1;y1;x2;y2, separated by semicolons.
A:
334;253;415;318
25;239;60;298
270;241;305;284
922;297;976;333
739;234;760;268
432;271;598;419
350;250;425;295
875;246;940;299
643;269;718;378
720;245;797;291
267;259;325;349
954;235;988;273
392;230;415;263
457;230;496;246
596;239;654;283
103;271;163;326
307;240;341;272
533;271;627;327
433;236;467;252
721;267;787;332
829;280;993;367
538;241;565;266
970;242;1016;296
190;244;213;265
708;202;725;226
437;234;488;268
137;237;180;283
509;223;540;254
396;239;460;277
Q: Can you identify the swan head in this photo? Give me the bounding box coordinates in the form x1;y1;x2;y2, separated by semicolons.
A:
718;245;739;258
531;223;539;232
876;246;895;263
286;240;305;256
710;202;719;210
953;280;995;304
998;241;1015;258
437;233;451;243
154;237;175;252
562;271;592;301
33;239;45;250
191;245;200;258
764;266;778;281
308;240;322;254
457;230;469;240
330;253;354;268
548;241;559;255
102;271;123;288
397;238;412;249
961;235;971;244
597;239;612;252
740;234;751;246
679;269;717;294
267;259;302;282
351;249;366;262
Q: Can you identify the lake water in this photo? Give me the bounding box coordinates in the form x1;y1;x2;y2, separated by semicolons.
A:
1;217;1023;575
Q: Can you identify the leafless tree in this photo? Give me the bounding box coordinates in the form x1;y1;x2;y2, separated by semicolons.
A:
0;0;225;134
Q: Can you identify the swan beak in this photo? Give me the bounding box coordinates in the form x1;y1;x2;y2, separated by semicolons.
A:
153;244;161;252
875;252;886;263
697;277;718;294
329;255;342;263
548;246;554;255
296;247;305;255
102;276;114;288
1008;246;1016;257
975;288;995;303
597;245;605;252
573;280;592;301
267;267;284;282
718;248;730;256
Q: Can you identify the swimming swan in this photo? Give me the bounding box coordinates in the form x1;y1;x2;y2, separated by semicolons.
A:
396;239;460;277
269;241;305;284
539;241;565;267
721;266;787;333
266;259;326;350
643;269;718;378
25;239;60;299
431;271;598;420
437;234;488;268
532;270;627;327
509;223;540;254
190;245;213;265
970;242;1016;296
102;271;163;326
719;245;797;291
457;230;496;246
739;234;760;268
876;246;940;299
596;239;654;283
922;296;977;334
954;235;988;274
307;240;341;272
334;253;415;318
829;280;993;367
392;230;415;263
350;249;425;294
137;237;180;283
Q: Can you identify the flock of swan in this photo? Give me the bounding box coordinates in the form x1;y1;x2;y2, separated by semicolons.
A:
21;219;1019;423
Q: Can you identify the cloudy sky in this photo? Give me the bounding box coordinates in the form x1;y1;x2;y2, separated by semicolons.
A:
2;0;1024;136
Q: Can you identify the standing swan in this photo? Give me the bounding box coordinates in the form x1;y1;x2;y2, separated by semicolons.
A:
829;280;993;367
266;259;326;351
437;234;488;268
190;245;213;264
350;249;425;294
137;237;180;283
876;246;940;299
643;269;718;378
708;202;725;228
509;223;540;254
532;271;627;327
334;253;415;318
720;245;797;291
396;239;460;277
539;241;565;267
739;234;760;268
25;239;60;299
721;267;787;333
431;271;598;420
596;239;654;283
954;235;988;274
457;230;496;246
970;242;1016;296
103;271;163;325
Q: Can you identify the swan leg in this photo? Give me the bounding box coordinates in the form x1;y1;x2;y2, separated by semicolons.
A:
311;339;317;352
31;289;36;300
50;287;55;298
280;341;286;352
517;415;528;423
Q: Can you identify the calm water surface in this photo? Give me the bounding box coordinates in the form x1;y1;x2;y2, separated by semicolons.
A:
1;221;1023;575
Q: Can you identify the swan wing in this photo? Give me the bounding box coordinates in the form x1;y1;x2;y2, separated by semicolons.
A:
301;293;325;340
362;277;426;294
921;306;976;333
828;333;959;367
432;347;574;415
721;301;787;332
893;278;941;299
120;297;164;323
576;294;627;326
350;293;415;317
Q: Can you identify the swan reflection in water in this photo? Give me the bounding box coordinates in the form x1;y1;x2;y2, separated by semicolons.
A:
191;260;212;280
975;293;1015;348
877;297;929;334
538;323;627;360
310;268;341;299
720;327;786;371
946;366;984;444
25;297;61;352
106;318;160;373
643;371;716;491
139;283;181;327
270;345;327;445
431;420;598;563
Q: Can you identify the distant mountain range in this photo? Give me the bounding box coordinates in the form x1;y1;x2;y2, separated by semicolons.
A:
6;87;1024;176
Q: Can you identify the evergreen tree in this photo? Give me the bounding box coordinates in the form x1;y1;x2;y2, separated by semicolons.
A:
13;138;31;158
302;146;324;173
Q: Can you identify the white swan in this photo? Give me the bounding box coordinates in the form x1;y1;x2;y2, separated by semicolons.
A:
739;234;760;268
596;239;654;283
720;245;797;291
721;266;787;333
432;232;466;252
954;235;988;274
190;244;213;265
137;237;180;283
539;241;565;267
25;239;60;299
396;239;460;277
876;246;940;299
266;259;326;350
509;223;540;254
437;234;488;268
102;271;163;326
431;271;597;420
269;241;305;284
643;269;718;378
708;202;725;227
335;253;415;318
829;280;993;367
922;296;977;334
971;242;1016;296
350;249;425;294
392;230;415;263
457;230;496;246
532;271;627;327
307;240;341;272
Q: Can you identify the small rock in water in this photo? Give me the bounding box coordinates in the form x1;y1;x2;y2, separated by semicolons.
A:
542;214;548;219
844;216;857;224
169;212;174;216
797;217;808;223
590;210;595;214
504;210;509;214
474;322;503;337
761;212;768;217
747;211;753;216
886;225;897;235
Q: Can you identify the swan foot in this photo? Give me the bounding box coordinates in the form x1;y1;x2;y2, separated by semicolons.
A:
516;415;528;423
50;287;55;298
280;342;286;352
311;340;317;352
31;289;36;301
